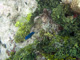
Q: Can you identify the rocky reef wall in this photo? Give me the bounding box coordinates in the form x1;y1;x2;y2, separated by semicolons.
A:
0;0;37;60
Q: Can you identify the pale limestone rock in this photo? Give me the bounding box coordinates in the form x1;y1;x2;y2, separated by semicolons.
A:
70;0;80;13
0;0;37;60
61;0;72;4
62;0;80;13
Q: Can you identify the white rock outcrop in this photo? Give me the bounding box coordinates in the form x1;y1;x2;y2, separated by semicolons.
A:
0;0;37;60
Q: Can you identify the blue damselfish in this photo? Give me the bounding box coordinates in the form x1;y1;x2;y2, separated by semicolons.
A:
25;32;35;40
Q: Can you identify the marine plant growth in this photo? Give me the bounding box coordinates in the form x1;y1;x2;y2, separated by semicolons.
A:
7;0;80;60
14;13;33;43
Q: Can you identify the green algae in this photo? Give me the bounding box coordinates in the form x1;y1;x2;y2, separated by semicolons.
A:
14;13;33;43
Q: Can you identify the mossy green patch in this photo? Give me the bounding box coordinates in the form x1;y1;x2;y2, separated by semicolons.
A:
14;13;33;43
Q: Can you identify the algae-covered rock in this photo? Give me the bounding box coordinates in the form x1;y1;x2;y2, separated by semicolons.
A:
32;9;60;33
62;0;80;13
30;8;61;41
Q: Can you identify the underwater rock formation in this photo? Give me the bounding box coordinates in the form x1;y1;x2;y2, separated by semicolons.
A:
17;8;61;49
30;8;61;41
0;0;37;60
61;0;72;4
70;0;80;13
61;0;80;13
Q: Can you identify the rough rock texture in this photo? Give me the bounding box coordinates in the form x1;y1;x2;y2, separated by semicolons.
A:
61;0;72;4
70;0;80;13
61;0;80;13
32;9;60;34
0;0;37;60
27;8;61;43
